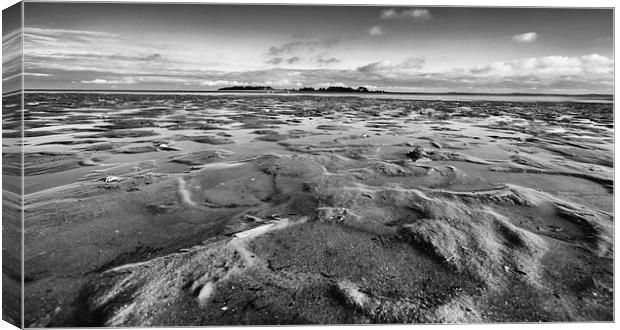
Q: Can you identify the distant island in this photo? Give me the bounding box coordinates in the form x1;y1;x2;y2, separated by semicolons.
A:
217;85;386;93
218;86;274;91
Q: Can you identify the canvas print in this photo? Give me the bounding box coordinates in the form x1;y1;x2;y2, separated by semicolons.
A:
2;1;615;327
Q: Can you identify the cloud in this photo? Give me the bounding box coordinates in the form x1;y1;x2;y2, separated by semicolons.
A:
287;56;301;64
214;53;611;93
368;25;384;36
265;56;301;65
27;51;166;63
264;37;342;66
512;32;538;43
266;37;341;57
24;72;52;77
3;29;23;77
142;53;165;62
351;54;611;92
26;52;613;93
357;56;426;75
267;42;303;57
21;26;612;93
199;80;243;87
380;8;432;21
81;77;137;85
312;53;340;65
39;53;611;93
25;27;119;40
23;26;223;79
266;57;284;65
318;57;340;65
468;54;612;78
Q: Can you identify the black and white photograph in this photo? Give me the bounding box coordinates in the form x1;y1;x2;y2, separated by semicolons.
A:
1;0;615;327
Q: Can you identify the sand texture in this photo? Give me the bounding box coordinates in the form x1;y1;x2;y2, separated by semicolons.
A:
17;93;613;326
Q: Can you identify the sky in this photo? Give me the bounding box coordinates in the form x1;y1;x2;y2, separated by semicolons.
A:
2;1;614;93
2;2;21;92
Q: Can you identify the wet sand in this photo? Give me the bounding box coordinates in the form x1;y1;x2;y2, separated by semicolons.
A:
2;92;23;327
17;93;613;326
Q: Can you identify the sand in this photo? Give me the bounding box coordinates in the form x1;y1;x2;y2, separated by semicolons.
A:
2;92;24;327
10;93;613;326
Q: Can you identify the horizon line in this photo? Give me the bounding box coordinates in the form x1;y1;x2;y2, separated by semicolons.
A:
4;88;613;98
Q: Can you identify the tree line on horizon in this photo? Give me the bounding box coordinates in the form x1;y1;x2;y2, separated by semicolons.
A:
217;85;385;93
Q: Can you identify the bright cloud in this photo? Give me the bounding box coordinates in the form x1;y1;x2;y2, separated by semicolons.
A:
469;54;612;78
25;73;52;77
199;80;243;87
31;53;614;93
512;32;538;43
380;8;432;21
81;77;136;84
368;25;383;36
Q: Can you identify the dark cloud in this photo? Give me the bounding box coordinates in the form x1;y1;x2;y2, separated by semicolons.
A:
266;37;341;57
267;42;303;57
266;57;284;65
266;56;301;65
142;53;164;61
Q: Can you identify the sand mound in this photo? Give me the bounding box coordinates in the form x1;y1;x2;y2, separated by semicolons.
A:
73;217;307;326
399;212;547;288
387;184;613;259
312;207;349;223
256;154;326;177
335;280;423;323
68;150;613;325
335;276;478;323
279;141;380;160
405;147;492;165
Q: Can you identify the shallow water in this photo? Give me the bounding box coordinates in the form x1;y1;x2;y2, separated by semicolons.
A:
19;93;612;192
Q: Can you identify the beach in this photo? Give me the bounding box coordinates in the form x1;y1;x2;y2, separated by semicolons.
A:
14;92;613;325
